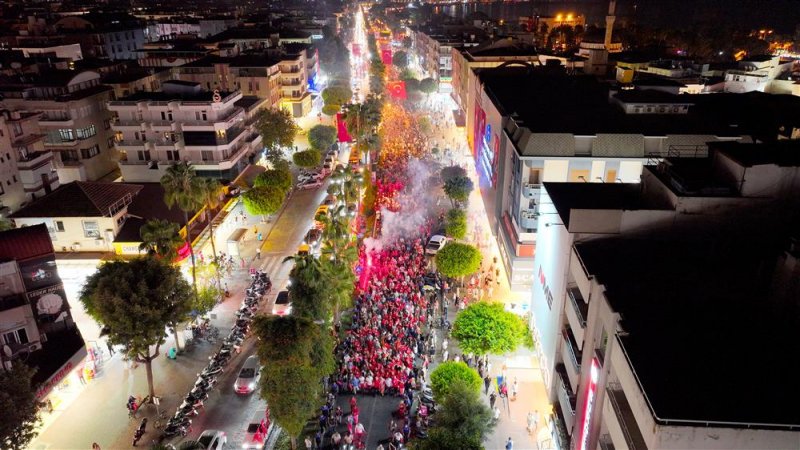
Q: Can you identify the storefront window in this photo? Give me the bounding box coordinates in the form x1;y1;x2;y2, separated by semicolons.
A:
82;221;100;238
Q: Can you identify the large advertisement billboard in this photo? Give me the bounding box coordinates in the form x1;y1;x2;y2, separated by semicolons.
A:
473;104;498;187
26;283;72;334
18;256;61;291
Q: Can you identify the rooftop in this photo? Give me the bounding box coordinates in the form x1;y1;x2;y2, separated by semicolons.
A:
180;54;282;68
114;183;192;243
711;140;800;167
575;235;800;428
463;40;538;59
10;182;142;218
480;66;800;139
612;89;693;104
112;87;237;103
0;224;54;262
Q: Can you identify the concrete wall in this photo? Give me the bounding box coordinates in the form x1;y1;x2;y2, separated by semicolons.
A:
13;216;119;252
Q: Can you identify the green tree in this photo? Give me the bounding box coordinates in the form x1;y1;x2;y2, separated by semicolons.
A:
443;175;474;207
419;77;438;94
308;125;337;152
343;97;382;149
199;177;224;287
138;219;182;260
0;217;14;231
0;363;41;450
292;149;322;168
254;167;293;194
441;165;467;183
425;380;494;447
80;257;193;398
193;285;221;317
283;253;329;322
161;162;204;301
453;301;527;356
435;242;482;278
429;362;482;400
255;108;299;164
413;429;483;450
253;315;333;450
242;185;285;218
321;104;341;116
329;165;364;206
322;86;353;108
445;208;467;240
392;50;409;68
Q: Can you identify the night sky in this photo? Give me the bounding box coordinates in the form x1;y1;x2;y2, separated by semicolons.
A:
626;0;799;32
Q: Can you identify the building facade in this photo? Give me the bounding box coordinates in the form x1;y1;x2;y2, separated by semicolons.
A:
175;56;283;108
0;111;60;215
0;70;118;183
530;141;800;450
109;80;262;181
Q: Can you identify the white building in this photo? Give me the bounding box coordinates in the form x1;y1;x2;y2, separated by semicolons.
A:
109;80;263;182
530;140;800;450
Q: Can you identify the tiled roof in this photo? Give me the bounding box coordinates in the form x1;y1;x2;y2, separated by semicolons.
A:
10;182;143;218
0;223;54;261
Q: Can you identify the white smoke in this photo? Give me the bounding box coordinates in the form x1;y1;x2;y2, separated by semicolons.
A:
377;158;438;244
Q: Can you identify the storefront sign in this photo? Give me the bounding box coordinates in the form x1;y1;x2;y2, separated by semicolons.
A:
538;265;555;307
578;358;600;450
26;284;72;334
35;346;87;399
18;255;61;291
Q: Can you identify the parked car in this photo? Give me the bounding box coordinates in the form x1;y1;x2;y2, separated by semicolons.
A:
315;205;329;221
425;235;448;255
272;290;292;316
234;355;261;395
297;179;323;190
298;171;322;183
196;430;227;450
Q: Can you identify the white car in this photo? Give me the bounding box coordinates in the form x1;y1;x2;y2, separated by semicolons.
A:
272;290;292;316
297;179;323;190
425;235;448;255
234;355;261;395
196;430;227;450
298;171;322;183
242;409;274;449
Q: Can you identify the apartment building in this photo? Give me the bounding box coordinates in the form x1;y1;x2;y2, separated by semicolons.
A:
530;140;800;450
0;70;118;183
0;111;59;215
12;43;83;62
109;80;262;181
0;224;87;411
277;49;312;117
176;55;283;108
51;13;147;61
410;26;484;90
102;67;173;99
471;66;800;292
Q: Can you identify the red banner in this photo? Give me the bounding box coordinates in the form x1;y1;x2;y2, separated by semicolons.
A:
387;80;407;100
352;43;361;57
336;112;352;143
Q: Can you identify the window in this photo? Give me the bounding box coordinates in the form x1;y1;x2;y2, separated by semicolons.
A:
103;118;111;130
137;150;151;161
83;221;100;238
59;128;74;141
11;122;22;137
81;145;100;159
55;221;65;232
107;137;115;149
12;175;17;183
2;328;29;346
166;150;180;161
62;150;79;162
529;169;542;185
76;125;96;140
201;111;207;121
161;111;166;120
201;150;214;161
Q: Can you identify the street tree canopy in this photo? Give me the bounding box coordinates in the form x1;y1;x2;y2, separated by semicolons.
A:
0;363;41;450
429;361;482;400
138;218;182;260
445;208;467;240
441;165;467;183
322;86;353;107
255;108;298;151
80;257;193;398
419;77;438;94
432;380;495;443
242;185;285;217
254;167;293;194
452;301;527;356
412;429;483;450
308;125;338;152
443;176;474;207
292;149;322;168
392;50;409;68
435;242;482;278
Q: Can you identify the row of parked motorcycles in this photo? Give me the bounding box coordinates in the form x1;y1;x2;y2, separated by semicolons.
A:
157;271;273;442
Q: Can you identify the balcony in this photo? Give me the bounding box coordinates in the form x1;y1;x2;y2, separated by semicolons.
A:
523;183;542;198
17;151;53;170
44;138;78;147
555;364;576;429
606;383;649;450
150;120;175;132
114;120;145;129
567;285;588;328
39;115;74;126
116;140;152;151
561;326;582;389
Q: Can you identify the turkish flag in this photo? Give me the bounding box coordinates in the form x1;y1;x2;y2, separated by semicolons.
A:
387;81;407;100
381;48;392;65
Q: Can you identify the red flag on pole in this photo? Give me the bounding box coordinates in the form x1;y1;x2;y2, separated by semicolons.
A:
387;81;407;100
336;112;353;142
381;48;392;65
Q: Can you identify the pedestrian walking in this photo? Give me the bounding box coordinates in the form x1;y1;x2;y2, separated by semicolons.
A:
106;340;115;356
256;248;261;259
489;392;497;409
512;378;519;401
78;368;86;385
442;350;448;361
505;437;514;450
304;436;313;450
257;232;263;241
92;443;101;450
493;406;501;422
527;410;539;434
484;375;491;394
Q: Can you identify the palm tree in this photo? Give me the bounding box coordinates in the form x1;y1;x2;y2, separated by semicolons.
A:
199;178;224;288
282;253;329;321
138;219;182;260
160;162;205;301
